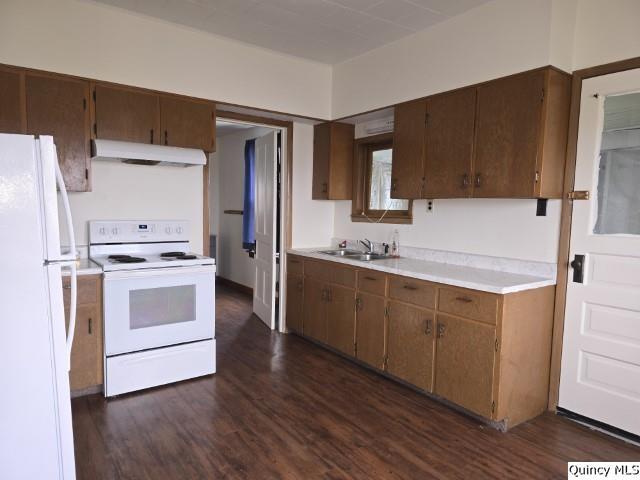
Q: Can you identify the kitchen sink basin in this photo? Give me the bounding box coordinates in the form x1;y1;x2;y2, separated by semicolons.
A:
345;253;389;262
318;249;362;257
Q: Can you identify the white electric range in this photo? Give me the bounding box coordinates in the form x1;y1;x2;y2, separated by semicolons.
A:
89;220;216;397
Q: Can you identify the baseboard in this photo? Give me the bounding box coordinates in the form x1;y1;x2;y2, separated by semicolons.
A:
216;276;253;296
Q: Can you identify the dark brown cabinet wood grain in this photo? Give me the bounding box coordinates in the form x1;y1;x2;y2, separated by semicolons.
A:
355;292;386;369
326;284;356;356
26;73;91;191
424;87;476;198
387;301;435;392
93;84;161;145
303;277;327;343
312;122;354;199
286;273;304;334
0;66;25;134
391;99;426;199
160;96;215;152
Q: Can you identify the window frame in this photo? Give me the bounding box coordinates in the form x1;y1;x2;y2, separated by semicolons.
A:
351;133;413;224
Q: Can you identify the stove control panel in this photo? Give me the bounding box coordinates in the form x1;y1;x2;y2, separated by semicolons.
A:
89;220;189;244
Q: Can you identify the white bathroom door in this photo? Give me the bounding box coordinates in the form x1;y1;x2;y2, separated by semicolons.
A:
253;131;277;329
558;68;640;436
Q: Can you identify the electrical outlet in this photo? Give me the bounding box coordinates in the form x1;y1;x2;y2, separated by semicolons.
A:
426;200;434;213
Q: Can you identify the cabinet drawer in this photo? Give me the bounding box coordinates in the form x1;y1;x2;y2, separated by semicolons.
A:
63;275;99;306
305;260;356;288
287;255;304;276
438;288;499;325
389;276;436;309
357;269;386;296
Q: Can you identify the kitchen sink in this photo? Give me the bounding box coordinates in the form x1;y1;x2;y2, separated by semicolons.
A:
318;250;389;262
318;249;362;257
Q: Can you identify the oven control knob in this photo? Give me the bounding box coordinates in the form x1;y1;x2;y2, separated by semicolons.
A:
176;227;183;234
99;227;106;235
111;227;119;235
165;226;172;234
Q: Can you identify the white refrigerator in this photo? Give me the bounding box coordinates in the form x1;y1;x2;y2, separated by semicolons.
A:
0;134;78;479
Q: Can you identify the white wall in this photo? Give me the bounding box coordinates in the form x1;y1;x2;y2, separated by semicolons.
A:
331;0;557;118
0;0;332;119
291;123;334;248
211;126;271;287
60;161;204;252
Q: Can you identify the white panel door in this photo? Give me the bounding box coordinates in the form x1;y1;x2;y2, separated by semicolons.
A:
253;131;277;329
559;68;640;436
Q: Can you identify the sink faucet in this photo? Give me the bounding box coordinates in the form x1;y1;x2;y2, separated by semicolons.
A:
359;238;374;253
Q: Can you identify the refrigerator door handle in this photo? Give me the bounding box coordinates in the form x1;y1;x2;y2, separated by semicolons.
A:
64;261;78;370
54;150;77;262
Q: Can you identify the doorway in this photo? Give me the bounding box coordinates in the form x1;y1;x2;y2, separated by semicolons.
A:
208;116;287;331
558;67;640;438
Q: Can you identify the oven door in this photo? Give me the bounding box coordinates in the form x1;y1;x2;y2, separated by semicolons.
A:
104;266;215;356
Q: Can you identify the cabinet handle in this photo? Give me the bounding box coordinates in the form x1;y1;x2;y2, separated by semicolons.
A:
297;280;303;291
321;182;328;193
63;284;71;290
425;318;432;335
150;129;154;144
327;288;333;302
164;130;168;145
475;173;481;187
403;284;417;291
462;174;470;188
88;317;92;335
455;296;473;303
437;323;446;338
391;178;398;192
355;297;362;311
321;289;327;301
363;276;377;281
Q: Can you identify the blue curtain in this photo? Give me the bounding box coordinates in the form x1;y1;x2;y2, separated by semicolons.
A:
242;139;256;250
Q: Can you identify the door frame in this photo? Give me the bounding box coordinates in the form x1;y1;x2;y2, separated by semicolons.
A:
203;110;294;333
548;56;640;410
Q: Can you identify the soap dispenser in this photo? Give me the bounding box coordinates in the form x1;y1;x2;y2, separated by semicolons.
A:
391;229;400;258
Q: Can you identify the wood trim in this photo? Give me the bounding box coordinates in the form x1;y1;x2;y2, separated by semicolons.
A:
216;109;292;128
216;276;253;296
203;159;210;256
547;56;640;410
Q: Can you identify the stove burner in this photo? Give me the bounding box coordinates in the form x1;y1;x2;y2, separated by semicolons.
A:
178;255;197;260
108;254;132;259
114;256;147;264
160;252;186;257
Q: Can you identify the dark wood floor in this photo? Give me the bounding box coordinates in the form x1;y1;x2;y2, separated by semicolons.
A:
72;284;639;479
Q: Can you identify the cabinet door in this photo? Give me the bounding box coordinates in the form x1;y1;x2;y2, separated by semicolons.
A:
387;302;435;392
312;122;331;199
0;66;25;133
392;99;426;199
424;88;476;198
326;285;356;356
160;96;215;151
26;74;91;192
94;84;161;144
434;314;496;418
473;70;545;197
303;277;327;343
286;273;304;333
356;292;386;369
64;303;102;391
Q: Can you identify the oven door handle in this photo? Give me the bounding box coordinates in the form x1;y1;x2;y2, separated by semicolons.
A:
104;265;216;280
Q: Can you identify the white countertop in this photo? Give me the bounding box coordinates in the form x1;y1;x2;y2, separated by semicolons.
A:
61;258;102;277
287;248;556;294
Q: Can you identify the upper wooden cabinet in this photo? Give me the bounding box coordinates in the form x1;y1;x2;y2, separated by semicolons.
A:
26;73;91;192
93;84;161;145
0;66;25;134
312;121;354;200
93;84;216;152
160;96;215;152
390;67;570;199
424;88;476;198
391;99;426;199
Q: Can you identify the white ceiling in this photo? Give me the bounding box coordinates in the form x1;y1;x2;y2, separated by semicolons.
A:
89;0;491;64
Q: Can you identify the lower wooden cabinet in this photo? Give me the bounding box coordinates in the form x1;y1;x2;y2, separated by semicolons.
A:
387;301;435;392
434;313;496;418
326;285;356;356
63;274;103;393
287;255;555;429
286;273;304;333
355;292;386;369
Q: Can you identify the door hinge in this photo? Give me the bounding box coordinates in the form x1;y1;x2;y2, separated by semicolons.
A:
491;401;495;414
568;190;590;200
495;338;499;352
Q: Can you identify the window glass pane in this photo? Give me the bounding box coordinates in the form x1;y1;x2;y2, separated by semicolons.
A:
130;285;196;329
594;92;640;235
369;148;409;211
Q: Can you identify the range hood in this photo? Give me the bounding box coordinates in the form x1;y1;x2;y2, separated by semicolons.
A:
91;139;206;166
